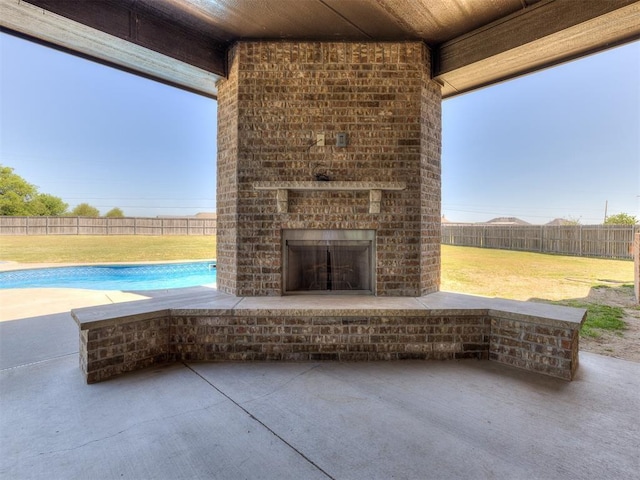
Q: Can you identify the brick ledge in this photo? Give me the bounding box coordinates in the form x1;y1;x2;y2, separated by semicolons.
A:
72;291;586;383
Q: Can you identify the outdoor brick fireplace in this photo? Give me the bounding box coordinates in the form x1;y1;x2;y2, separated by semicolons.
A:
72;43;587;384
216;41;442;297
70;39;586;385
283;229;375;295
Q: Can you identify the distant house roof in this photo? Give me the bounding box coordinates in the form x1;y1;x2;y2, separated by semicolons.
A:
157;212;216;219
195;212;217;218
546;218;574;226
485;217;531;225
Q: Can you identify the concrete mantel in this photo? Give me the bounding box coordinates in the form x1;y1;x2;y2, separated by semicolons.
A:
253;181;407;213
253;181;407;191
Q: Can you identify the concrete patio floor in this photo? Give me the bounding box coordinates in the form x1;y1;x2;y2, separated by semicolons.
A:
1;289;639;479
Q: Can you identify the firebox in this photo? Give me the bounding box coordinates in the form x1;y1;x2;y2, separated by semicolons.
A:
282;230;376;295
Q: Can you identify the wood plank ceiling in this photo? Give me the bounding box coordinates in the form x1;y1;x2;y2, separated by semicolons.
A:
1;0;639;98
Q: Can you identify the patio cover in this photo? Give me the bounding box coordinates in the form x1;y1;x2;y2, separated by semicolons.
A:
1;0;639;98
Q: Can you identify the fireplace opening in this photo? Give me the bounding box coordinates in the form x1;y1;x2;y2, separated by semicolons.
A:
283;230;375;295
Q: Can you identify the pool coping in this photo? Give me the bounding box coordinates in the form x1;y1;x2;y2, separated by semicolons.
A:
0;259;216;272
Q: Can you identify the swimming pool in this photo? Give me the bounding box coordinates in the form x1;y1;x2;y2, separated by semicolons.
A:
0;261;217;291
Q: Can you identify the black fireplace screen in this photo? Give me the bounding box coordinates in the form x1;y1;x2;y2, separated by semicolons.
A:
283;230;375;295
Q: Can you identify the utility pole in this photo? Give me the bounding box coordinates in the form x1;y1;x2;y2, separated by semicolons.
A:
603;200;608;223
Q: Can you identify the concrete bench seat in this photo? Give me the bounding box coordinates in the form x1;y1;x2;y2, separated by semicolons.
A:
72;291;586;384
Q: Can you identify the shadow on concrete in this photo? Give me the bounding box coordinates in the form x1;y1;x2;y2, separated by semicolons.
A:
0;312;78;370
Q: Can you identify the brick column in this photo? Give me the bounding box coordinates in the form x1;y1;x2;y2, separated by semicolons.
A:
216;41;441;296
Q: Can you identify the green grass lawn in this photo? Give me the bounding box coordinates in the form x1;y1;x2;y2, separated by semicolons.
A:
0;235;216;263
554;299;627;338
439;245;634;339
2;237;632;338
2;237;631;302
441;245;632;302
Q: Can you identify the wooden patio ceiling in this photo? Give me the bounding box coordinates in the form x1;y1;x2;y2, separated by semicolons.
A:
1;0;639;98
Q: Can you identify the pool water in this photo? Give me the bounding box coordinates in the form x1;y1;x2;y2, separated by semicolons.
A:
0;261;217;291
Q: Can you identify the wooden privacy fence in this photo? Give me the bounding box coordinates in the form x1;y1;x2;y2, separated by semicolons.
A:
442;224;637;260
0;216;216;236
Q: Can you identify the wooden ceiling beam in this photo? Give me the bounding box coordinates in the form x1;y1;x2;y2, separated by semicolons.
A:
21;0;228;76
2;0;638;100
0;0;222;98
435;0;640;97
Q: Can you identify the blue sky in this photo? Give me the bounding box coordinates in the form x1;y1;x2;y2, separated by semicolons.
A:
442;41;639;224
1;32;638;223
1;33;217;217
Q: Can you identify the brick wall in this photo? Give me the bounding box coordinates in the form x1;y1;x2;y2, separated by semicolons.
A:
489;317;580;380
169;313;490;362
79;309;583;384
216;41;442;296
80;311;490;383
80;315;171;383
216;51;240;294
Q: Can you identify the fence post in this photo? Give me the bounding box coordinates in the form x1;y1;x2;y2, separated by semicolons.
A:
579;225;582;257
540;225;543;252
634;232;639;304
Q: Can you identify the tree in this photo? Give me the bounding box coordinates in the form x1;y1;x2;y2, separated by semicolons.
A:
604;213;637;225
0;165;68;215
70;203;100;217
105;207;125;218
564;216;581;225
1;165;37;215
30;194;69;216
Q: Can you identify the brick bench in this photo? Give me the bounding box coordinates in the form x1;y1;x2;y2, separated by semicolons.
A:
72;291;586;384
